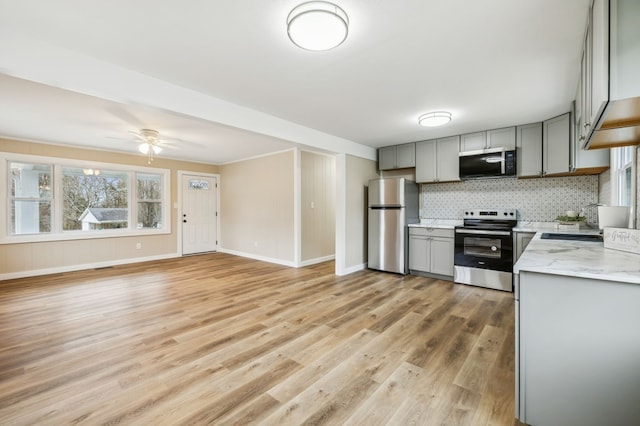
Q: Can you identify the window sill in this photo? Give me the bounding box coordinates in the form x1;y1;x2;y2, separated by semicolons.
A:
0;228;171;245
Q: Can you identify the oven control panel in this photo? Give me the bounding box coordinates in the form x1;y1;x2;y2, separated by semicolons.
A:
463;209;517;220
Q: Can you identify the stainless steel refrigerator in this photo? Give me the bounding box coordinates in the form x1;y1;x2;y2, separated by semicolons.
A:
368;177;419;274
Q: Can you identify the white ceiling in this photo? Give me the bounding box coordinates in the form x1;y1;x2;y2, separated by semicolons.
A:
0;0;591;165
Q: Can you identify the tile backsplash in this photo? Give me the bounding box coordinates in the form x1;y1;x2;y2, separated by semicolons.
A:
420;175;600;222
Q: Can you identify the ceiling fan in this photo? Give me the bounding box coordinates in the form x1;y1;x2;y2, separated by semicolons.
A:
129;128;172;164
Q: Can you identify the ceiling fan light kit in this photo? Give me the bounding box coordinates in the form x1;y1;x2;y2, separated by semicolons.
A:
287;1;349;51
418;111;452;127
134;128;163;163
138;142;162;155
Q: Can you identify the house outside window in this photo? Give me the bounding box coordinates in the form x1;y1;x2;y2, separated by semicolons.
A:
62;167;129;231
9;162;52;235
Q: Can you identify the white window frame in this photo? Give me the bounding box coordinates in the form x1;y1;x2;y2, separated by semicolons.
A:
1;153;171;244
611;146;635;207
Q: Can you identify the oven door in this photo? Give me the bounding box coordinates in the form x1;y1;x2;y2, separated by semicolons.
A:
454;228;513;272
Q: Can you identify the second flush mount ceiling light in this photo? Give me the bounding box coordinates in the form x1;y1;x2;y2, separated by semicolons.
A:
418;111;452;127
287;1;349;51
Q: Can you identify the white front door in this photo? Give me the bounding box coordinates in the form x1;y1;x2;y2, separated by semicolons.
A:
181;174;217;255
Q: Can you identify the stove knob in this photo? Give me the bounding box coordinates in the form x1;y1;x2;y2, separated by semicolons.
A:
510;212;514;216
504;212;508;216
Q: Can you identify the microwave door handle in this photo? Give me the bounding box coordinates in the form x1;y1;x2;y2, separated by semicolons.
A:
501;151;506;174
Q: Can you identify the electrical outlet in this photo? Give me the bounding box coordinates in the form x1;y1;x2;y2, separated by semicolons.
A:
136;242;142;249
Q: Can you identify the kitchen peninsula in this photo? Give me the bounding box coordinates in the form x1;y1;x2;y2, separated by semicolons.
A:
514;234;640;425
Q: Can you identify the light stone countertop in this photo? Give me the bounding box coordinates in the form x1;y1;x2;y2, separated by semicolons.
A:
409;219;462;229
513;221;601;233
514;232;640;285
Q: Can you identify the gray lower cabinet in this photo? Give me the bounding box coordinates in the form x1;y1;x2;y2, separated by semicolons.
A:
513;231;535;263
415;136;460;183
408;227;454;277
517;271;640;425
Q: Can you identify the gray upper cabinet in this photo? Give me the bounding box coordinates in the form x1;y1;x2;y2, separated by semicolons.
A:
587;0;608;134
415;136;460;183
572;100;609;174
378;146;396;170
487;127;516;150
461;127;515;151
415;139;437;182
460;131;487;151
581;0;640;149
378;142;415;170
516;123;543;178
543;113;571;176
396;143;416;168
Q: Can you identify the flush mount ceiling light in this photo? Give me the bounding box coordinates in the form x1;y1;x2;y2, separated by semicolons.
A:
418;111;452;127
287;1;349;51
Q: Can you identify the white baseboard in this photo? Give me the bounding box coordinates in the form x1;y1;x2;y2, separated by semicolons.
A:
218;248;297;267
299;254;335;267
0;252;180;281
336;262;367;276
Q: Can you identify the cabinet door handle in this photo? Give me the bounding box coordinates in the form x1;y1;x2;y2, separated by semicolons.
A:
579;135;585;141
584;122;591;128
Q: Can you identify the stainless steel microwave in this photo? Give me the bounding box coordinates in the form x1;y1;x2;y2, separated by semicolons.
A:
459;148;516;180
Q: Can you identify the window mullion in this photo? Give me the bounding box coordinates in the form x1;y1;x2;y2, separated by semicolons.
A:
53;164;63;233
130;171;136;230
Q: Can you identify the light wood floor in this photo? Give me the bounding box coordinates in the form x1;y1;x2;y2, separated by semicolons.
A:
0;253;519;425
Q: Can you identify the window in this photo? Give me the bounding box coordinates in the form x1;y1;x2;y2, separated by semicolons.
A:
611;146;634;206
63;167;129;231
10;162;52;235
137;173;163;229
3;155;170;243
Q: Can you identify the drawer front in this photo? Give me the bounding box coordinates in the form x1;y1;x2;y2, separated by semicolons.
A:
409;227;453;239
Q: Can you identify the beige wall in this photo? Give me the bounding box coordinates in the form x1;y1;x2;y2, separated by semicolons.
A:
301;151;335;262
219;150;295;263
0;138;217;278
344;154;379;269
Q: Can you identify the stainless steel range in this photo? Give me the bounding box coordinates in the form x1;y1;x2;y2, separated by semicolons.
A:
454;209;517;292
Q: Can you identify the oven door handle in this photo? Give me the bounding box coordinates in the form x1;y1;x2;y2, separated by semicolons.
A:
455;229;511;236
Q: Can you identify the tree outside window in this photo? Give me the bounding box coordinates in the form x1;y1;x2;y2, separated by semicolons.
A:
62;167;128;231
137;173;162;229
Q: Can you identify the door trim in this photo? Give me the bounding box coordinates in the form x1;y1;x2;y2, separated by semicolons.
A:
177;171;221;256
